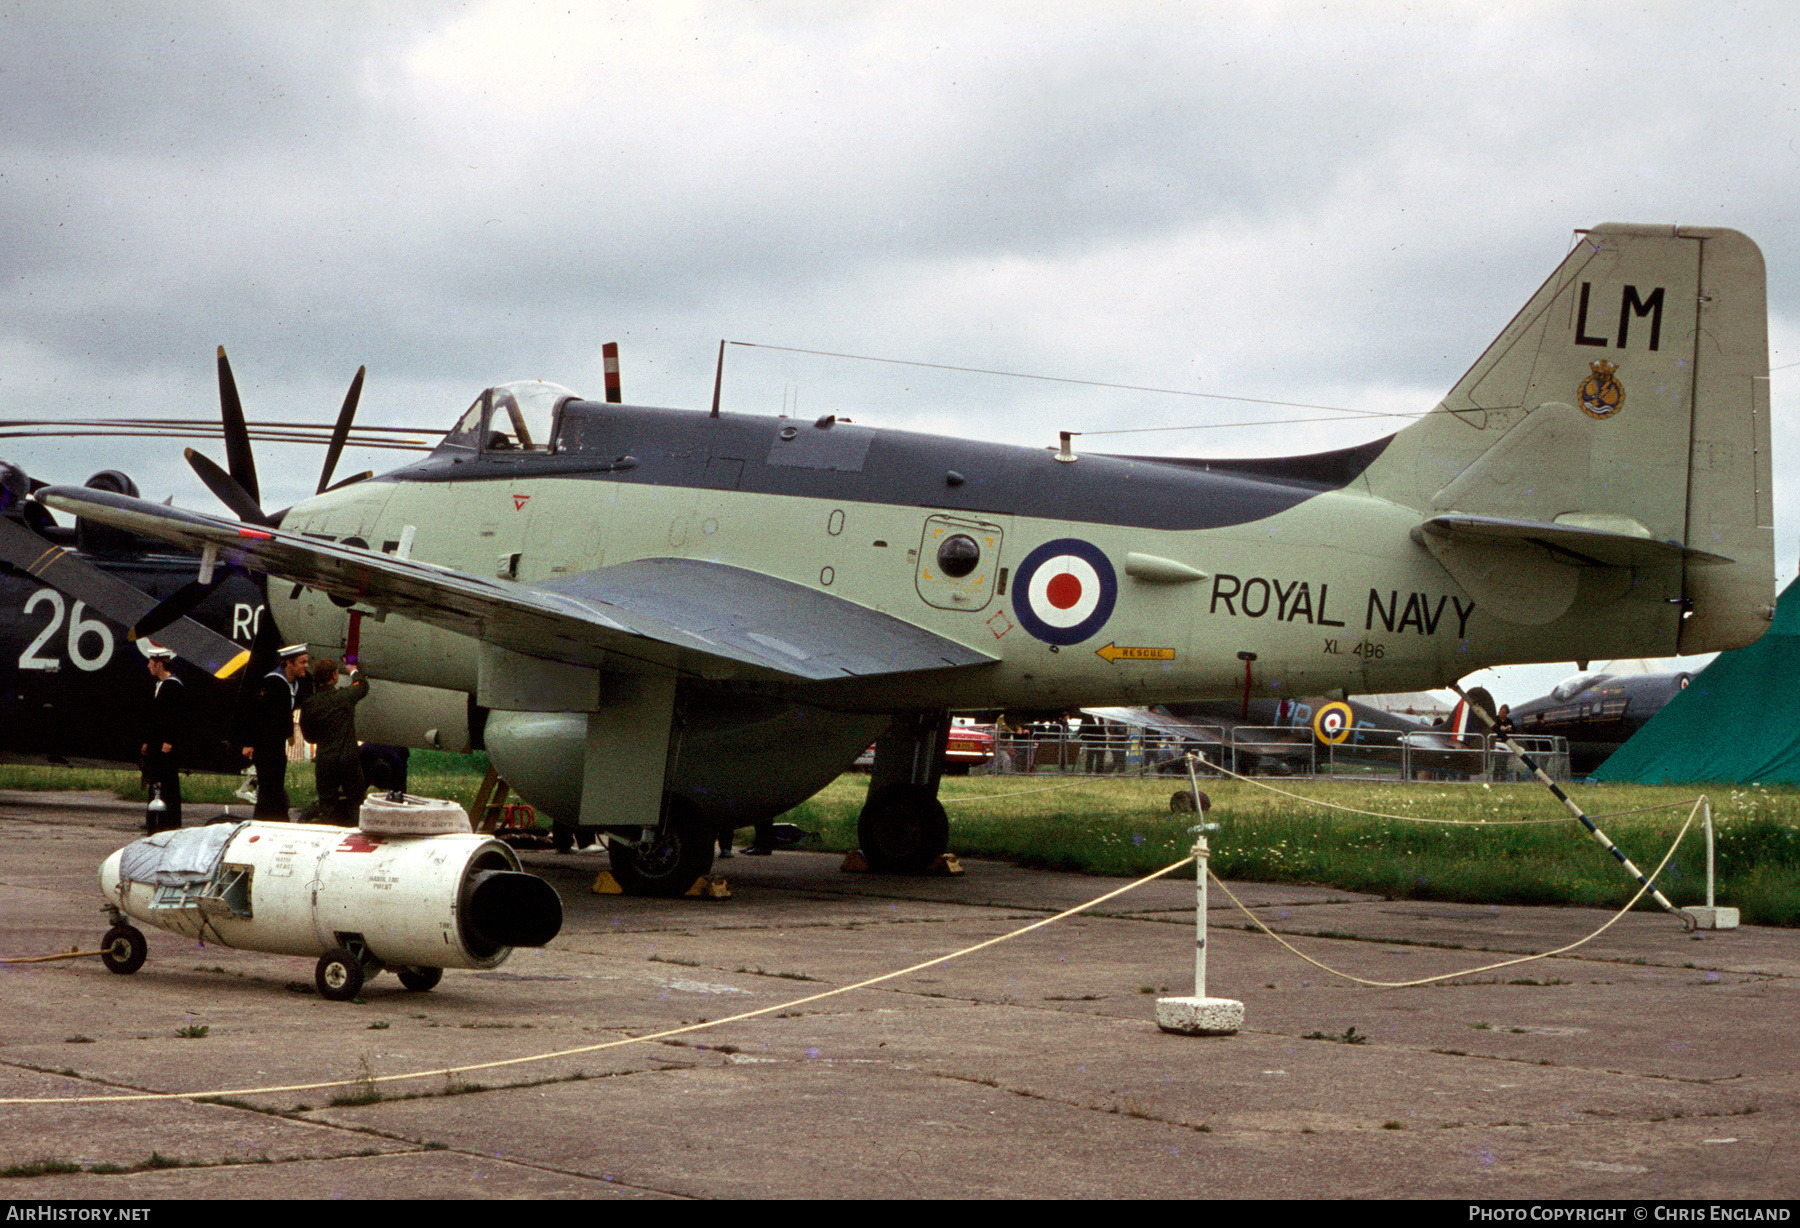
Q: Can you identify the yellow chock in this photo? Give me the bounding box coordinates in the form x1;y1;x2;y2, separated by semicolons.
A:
592;872;729;898
840;850;963;875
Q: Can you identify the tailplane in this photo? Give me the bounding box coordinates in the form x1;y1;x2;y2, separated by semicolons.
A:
1362;224;1772;653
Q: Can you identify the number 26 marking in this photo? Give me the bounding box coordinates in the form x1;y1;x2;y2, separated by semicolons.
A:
19;589;116;673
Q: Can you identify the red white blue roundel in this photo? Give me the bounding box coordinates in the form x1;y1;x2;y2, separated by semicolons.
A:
1011;538;1118;646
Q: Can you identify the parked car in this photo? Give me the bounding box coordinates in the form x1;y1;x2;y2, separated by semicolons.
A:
854;721;996;774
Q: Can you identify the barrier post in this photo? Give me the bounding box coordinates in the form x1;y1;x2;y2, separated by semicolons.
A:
1156;754;1245;1036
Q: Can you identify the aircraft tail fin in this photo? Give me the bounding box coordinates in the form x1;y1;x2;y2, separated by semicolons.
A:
1362;224;1772;653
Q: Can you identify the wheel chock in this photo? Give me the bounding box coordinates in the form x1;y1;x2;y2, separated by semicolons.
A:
591;871;730;898
841;850;964;875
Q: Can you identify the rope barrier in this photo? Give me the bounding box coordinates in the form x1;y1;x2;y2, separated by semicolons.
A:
0;852;1199;1106
1206;794;1705;988
0;948;103;965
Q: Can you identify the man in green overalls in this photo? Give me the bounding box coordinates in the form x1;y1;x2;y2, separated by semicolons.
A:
299;656;371;825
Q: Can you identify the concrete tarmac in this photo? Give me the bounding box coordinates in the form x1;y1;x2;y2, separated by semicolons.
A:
0;790;1794;1200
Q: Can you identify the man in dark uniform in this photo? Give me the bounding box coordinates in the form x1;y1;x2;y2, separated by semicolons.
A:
140;647;184;834
242;644;309;821
299;656;370;825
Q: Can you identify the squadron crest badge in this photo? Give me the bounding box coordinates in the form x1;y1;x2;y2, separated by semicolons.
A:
1578;360;1625;419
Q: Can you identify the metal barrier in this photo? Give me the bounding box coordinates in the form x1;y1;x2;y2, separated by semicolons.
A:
875;712;1574;783
993;729;1227;776
992;726;1568;783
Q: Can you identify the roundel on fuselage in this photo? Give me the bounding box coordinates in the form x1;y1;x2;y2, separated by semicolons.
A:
1011;538;1117;646
1312;701;1354;745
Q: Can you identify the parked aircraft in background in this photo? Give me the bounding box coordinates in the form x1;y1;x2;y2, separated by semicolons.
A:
1506;669;1692;775
1086;694;1469;778
34;225;1775;896
0;365;438;776
0;463;264;772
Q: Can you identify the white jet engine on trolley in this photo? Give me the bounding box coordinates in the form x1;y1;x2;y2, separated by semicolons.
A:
96;796;564;1000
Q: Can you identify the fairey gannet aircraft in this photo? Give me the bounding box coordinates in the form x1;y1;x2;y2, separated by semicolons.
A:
40;224;1773;894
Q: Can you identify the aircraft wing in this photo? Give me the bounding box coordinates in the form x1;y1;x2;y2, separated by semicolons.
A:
1082;706;1229;742
38;486;996;684
0;514;251;678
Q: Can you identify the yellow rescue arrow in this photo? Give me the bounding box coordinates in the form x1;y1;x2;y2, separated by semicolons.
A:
1094;642;1176;663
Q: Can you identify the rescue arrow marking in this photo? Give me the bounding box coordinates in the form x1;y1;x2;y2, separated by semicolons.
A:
1094;642;1175;663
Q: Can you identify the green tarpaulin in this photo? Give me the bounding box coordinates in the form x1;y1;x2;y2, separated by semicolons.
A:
1593;578;1800;784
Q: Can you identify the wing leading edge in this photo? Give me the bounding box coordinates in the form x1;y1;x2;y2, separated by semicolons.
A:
37;486;996;684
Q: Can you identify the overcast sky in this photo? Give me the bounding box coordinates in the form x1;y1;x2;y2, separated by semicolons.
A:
4;0;1797;705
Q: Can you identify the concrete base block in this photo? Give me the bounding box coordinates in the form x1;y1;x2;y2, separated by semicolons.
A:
1155;996;1244;1036
1685;906;1740;930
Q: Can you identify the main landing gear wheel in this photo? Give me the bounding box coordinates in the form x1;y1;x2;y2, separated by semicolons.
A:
100;924;147;975
397;966;443;992
607;798;715;897
858;783;949;874
315;947;365;1001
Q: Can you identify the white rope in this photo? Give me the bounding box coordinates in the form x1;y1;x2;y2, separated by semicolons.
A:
1208;794;1706;988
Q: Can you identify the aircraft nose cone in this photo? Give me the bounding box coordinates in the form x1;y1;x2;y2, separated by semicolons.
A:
98;849;124;897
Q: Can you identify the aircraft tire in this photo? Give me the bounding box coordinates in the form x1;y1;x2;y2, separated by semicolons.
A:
607;798;715;897
100;924;147;975
397;966;443;992
315;948;365;1001
857;783;949;874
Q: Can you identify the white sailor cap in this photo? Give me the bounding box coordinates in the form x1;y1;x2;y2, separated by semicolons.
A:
277;643;310;659
146;647;176;661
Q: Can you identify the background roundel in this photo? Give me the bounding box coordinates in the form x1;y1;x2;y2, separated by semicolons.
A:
1011;538;1118;645
1311;701;1354;745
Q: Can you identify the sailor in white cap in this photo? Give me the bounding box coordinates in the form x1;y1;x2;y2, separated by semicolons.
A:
140;646;184;834
240;643;310;820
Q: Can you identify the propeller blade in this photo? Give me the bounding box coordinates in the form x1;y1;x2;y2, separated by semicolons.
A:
317;365;366;494
215;346;260;508
0;515;250;679
322;469;373;494
185;447;272;526
131;575;221;640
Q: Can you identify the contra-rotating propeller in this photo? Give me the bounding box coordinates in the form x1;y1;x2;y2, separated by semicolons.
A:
131;348;367;640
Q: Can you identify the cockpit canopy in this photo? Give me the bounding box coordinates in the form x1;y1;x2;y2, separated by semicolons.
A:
439;381;581;455
1549;672;1612;702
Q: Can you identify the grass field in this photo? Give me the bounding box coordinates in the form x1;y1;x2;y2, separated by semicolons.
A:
783;773;1800;927
6;757;1795;926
